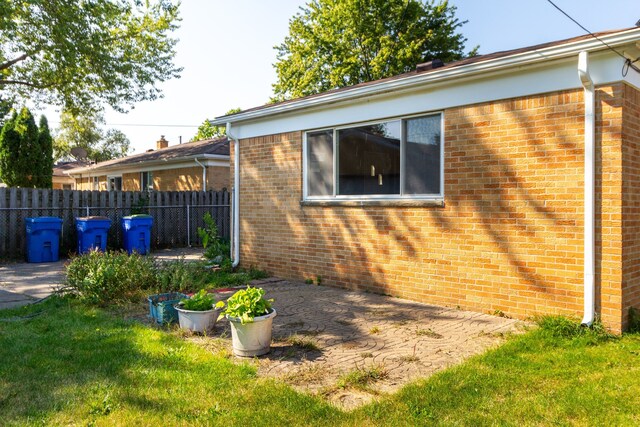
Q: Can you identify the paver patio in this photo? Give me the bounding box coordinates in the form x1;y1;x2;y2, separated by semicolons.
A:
209;278;524;408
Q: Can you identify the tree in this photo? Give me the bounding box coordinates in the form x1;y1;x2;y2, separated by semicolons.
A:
191;108;242;141
0;1;181;115
54;111;132;162
0;107;52;187
272;0;476;101
36;115;53;188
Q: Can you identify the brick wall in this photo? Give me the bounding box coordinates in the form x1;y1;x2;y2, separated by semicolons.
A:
623;83;640;330
233;85;629;331
75;176;107;191
207;166;230;191
122;173;140;191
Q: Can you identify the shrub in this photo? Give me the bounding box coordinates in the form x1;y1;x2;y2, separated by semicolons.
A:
65;250;157;305
198;213;228;261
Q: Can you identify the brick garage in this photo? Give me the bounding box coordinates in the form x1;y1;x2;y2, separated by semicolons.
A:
218;29;640;332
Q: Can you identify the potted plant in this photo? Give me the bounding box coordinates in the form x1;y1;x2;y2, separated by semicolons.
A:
175;289;218;333
216;286;276;357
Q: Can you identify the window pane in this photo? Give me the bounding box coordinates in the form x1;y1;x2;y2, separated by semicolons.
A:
404;115;441;195
338;121;400;195
307;130;334;196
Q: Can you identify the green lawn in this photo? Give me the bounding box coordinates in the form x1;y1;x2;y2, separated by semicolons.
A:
1;297;639;426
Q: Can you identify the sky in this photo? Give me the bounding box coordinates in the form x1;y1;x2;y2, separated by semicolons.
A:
44;0;640;154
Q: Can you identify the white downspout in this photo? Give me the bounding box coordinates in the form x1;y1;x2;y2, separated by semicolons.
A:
226;123;240;268
194;158;207;191
578;51;595;326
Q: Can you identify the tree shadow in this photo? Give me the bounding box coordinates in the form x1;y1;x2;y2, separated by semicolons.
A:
235;87;619;321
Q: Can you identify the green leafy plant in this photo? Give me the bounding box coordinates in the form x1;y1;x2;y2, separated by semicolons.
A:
217;286;273;324
198;212;226;261
65;250;157;305
179;290;215;312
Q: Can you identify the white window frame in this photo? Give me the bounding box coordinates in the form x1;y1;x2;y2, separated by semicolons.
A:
107;175;122;191
91;176;99;191
303;112;444;202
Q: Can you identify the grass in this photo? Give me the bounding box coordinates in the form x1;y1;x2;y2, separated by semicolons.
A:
2;298;640;426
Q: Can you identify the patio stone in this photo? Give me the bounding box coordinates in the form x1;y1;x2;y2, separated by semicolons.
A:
213;279;524;409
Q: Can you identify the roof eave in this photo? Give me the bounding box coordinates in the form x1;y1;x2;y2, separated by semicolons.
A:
65;153;230;176
211;27;640;126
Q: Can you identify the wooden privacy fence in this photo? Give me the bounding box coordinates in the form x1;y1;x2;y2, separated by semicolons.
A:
0;188;230;259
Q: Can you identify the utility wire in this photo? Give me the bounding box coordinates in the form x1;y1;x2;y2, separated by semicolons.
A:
49;122;199;128
545;0;640;76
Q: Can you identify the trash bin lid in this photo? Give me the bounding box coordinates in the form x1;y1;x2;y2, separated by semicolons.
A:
122;214;153;219
25;217;63;223
76;216;110;221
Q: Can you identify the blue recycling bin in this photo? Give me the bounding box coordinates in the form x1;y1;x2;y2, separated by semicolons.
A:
76;216;112;254
25;217;63;263
121;215;153;255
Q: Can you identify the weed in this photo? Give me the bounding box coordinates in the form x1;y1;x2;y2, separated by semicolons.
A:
493;309;510;318
65;250;157;305
315;275;322;285
287;335;320;351
305;278;314;284
399;355;420;362
416;328;443;339
360;352;373;358
337;365;388;390
369;326;381;334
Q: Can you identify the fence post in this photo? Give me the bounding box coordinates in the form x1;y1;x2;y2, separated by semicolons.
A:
86;205;89;216
186;203;190;247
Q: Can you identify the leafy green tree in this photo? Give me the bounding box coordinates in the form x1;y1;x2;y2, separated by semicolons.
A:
191;108;242;141
54;111;131;162
0;1;181;114
273;0;476;101
36;115;53;188
0;107;51;187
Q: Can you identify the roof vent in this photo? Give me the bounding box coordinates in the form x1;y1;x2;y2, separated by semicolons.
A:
416;59;445;73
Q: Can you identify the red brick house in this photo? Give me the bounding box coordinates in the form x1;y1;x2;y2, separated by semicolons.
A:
212;28;640;333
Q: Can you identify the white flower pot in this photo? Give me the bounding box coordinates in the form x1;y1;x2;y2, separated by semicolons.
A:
227;309;277;357
175;305;218;333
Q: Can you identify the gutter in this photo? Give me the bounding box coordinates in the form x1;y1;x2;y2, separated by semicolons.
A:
578;51;595;326
194;158;207;191
226;122;240;268
211;28;640;126
65;153;230;176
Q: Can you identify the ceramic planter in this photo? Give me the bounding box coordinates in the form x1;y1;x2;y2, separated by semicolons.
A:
227;309;277;357
175;304;218;333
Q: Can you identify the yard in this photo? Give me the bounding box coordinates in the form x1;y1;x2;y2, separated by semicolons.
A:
1;292;640;425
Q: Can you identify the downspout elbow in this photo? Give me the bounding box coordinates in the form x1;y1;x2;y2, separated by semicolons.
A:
579;51;595;327
227;123;240;268
194;158;207;191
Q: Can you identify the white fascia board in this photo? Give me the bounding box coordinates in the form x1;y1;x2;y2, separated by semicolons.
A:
212;28;640;130
228;50;624;140
66;156;229;178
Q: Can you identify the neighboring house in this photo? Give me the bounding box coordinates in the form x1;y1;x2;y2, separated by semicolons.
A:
66;136;230;191
212;27;640;333
53;160;91;190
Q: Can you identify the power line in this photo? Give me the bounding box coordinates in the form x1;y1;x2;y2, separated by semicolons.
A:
545;0;640;75
49;122;199;128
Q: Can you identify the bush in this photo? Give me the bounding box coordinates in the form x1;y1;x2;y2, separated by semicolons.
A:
65;250;157;305
198;213;228;261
